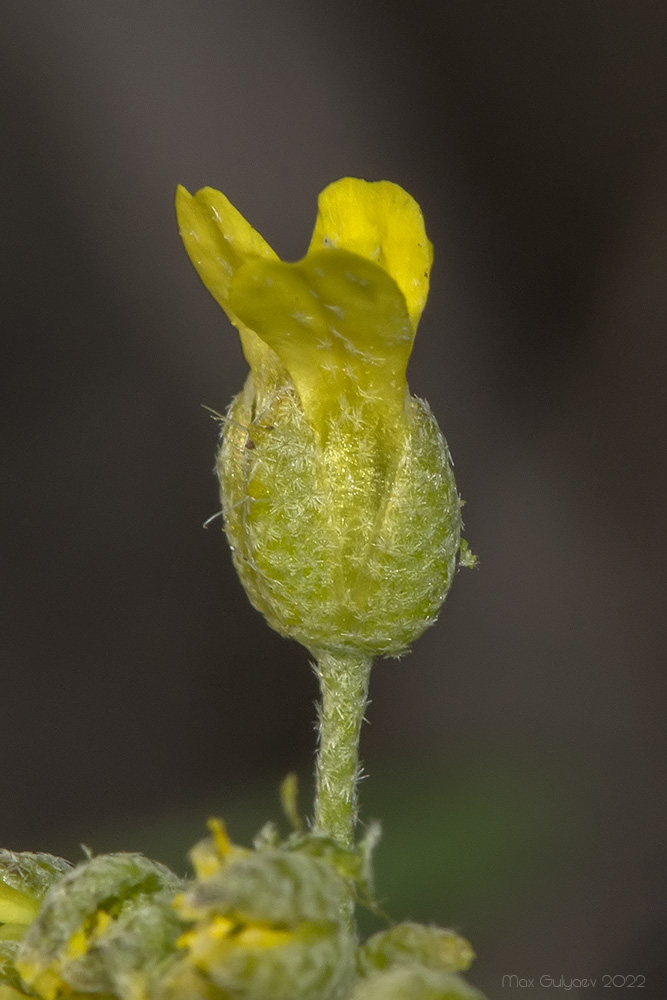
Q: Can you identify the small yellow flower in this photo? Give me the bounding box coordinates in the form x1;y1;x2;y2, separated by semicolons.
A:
176;178;432;445
176;178;464;656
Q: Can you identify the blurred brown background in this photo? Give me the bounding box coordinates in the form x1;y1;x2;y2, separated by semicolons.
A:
1;2;666;996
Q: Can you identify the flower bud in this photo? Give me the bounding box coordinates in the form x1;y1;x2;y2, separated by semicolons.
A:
163;821;357;1000
358;922;475;976
16;853;181;1000
176;178;470;657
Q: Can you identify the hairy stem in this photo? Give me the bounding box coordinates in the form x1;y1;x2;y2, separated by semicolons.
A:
313;651;373;848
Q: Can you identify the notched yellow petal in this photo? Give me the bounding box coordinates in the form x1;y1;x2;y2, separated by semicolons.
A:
175;185;279;372
175;185;277;313
308;178;433;332
0;884;39;927
228;248;413;436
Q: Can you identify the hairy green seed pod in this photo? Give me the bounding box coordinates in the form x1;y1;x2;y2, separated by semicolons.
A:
219;380;461;657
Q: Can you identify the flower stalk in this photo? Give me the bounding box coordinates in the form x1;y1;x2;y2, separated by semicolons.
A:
313;652;373;848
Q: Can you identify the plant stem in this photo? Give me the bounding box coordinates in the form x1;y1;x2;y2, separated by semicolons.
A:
313;651;373;848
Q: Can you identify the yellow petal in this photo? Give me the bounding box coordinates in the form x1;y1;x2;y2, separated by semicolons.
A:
0;986;33;1000
0;923;28;941
0;882;39;925
228;248;413;436
308;178;433;331
233;924;293;950
175;185;278;371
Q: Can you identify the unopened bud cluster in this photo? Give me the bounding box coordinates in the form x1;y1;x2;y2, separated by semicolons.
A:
0;824;483;1000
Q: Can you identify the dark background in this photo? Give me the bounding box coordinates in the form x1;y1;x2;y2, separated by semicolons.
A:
2;2;666;997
